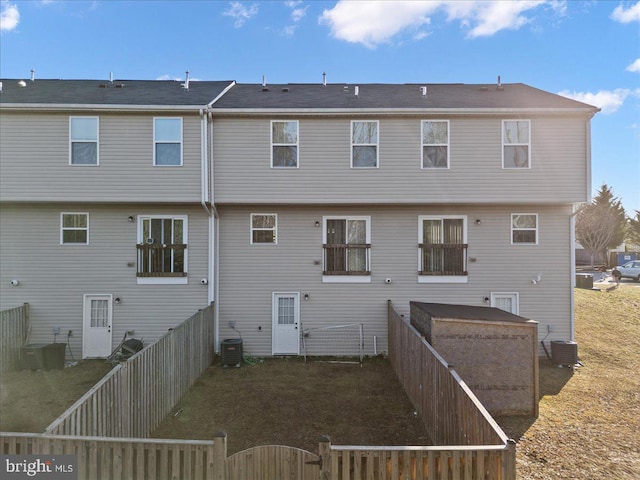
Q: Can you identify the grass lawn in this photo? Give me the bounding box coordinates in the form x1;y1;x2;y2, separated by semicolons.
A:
497;284;640;479
0;360;114;432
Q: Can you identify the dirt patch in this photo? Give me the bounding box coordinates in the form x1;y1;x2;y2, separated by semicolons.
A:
151;357;431;454
0;360;114;432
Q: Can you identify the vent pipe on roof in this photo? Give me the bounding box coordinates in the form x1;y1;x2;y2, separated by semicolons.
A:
183;70;190;91
421;86;427;97
30;69;35;82
354;86;359;97
109;72;113;83
262;75;269;91
497;75;501;88
322;71;326;87
0;82;3;93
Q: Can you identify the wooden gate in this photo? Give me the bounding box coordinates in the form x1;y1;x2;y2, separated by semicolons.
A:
226;444;321;480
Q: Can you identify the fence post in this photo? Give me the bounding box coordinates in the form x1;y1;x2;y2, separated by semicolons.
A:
318;435;331;480
501;439;517;480
212;431;227;480
120;363;130;437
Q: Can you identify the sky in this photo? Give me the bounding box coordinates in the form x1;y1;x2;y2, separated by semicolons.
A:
1;0;639;214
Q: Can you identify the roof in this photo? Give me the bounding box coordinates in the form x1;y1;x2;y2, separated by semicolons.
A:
210;82;599;112
0;79;234;108
410;302;534;324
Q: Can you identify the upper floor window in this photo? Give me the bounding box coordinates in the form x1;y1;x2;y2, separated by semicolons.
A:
251;214;277;244
511;213;538;245
69;117;98;165
61;213;89;245
502;120;530;169
418;215;468;283
421;120;449;169
137;216;187;282
351;121;378;168
154;118;182;166
323;216;371;282
271;121;298;168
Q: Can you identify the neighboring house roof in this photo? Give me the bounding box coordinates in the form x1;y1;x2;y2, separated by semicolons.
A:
210;82;600;113
0;79;235;109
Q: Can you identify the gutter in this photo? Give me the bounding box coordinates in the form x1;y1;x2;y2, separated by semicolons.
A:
208;107;600;116
0;104;208;112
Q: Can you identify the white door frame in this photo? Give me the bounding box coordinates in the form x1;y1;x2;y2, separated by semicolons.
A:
272;292;300;355
491;292;520;315
82;294;113;358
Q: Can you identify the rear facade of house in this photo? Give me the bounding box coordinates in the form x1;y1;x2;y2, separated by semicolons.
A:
0;79;232;359
211;82;598;357
0;78;598;360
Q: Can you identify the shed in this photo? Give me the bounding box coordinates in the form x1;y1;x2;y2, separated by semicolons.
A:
410;302;539;416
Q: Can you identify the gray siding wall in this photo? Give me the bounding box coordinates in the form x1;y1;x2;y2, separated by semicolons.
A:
0;203;210;359
217;204;573;357
213;116;589;204
0;112;203;202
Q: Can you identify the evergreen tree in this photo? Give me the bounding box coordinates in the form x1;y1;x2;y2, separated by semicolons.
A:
628;210;640;246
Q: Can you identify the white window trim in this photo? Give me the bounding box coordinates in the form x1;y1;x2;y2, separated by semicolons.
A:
511;213;538;245
417;215;468;283
136;214;188;285
421;120;450;169
350;120;379;169
69;117;99;166
502;119;531;169
270;120;299;168
60;212;89;245
250;213;278;245
491;292;520;315
153;117;183;167
322;215;372;283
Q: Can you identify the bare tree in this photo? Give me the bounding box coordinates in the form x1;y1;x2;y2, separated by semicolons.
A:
576;204;619;268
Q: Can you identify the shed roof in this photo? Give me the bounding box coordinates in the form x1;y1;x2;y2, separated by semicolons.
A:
410;302;534;324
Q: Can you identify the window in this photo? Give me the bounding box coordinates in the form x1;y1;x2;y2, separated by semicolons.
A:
251;214;277;244
154;118;182;166
271;121;298;168
70;117;98;165
351;121;378;168
502;120;530;168
491;292;519;315
511;214;538;245
418;215;467;282
61;213;89;245
323;216;371;282
137;216;187;282
421;120;449;169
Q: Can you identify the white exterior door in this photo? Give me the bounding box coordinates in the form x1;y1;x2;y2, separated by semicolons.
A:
491;292;520;315
83;294;113;358
272;293;300;355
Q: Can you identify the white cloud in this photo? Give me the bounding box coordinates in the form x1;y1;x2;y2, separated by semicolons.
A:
626;58;640;73
611;1;640;23
223;2;259;28
319;0;556;48
0;1;19;32
291;6;308;22
557;88;634;115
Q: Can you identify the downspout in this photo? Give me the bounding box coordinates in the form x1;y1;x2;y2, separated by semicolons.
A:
208;110;220;353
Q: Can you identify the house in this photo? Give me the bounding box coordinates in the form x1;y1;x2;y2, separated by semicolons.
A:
1;77;599;360
0;77;233;359
210;81;599;357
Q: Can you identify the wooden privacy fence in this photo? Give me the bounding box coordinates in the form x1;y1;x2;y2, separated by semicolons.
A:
388;300;515;477
0;303;29;374
2;432;513;480
45;303;215;438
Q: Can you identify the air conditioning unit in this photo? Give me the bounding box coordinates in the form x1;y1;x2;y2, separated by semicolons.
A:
551;341;578;366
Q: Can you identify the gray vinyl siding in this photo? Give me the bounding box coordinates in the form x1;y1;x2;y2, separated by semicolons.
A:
0;112;203;202
217;204;573;357
0;203;210;359
213;116;589;205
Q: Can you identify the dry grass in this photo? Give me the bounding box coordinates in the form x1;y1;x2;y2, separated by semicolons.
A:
151;357;431;454
0;360;113;432
497;284;640;479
